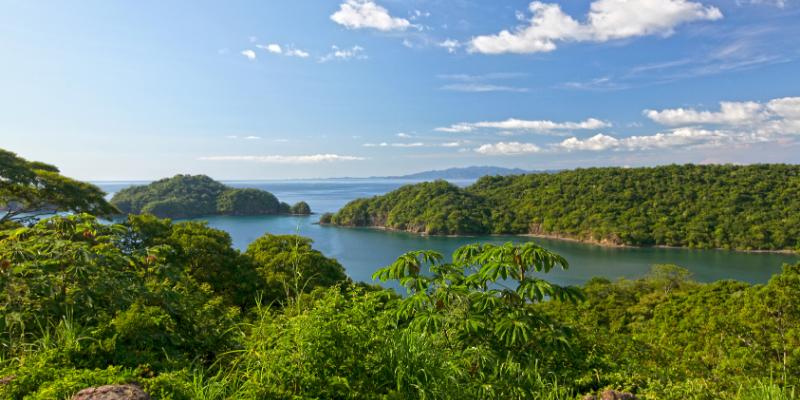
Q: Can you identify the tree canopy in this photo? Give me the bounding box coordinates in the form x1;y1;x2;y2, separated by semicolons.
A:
109;174;303;219
0;148;119;225
324;164;800;251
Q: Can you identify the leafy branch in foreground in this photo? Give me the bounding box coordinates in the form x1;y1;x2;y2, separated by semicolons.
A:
374;242;585;357
0;148;118;225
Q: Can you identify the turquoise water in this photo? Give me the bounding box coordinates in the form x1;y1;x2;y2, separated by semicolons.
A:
96;179;800;291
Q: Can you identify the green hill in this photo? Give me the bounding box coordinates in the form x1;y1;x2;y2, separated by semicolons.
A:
321;164;800;251
110;174;310;219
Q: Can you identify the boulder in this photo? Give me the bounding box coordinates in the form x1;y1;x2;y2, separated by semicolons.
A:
600;389;639;400
582;390;639;400
71;385;152;400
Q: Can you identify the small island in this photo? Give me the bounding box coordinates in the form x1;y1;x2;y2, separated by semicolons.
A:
320;163;800;252
110;174;311;219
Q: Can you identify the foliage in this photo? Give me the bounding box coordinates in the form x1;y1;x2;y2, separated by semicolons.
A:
325;164;800;250
0;148;119;224
245;233;348;304
290;201;312;215
109;174;289;219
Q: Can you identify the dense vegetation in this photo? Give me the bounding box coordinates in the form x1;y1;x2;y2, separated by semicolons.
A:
323;164;800;251
110;174;312;219
0;213;798;399
2;152;798;399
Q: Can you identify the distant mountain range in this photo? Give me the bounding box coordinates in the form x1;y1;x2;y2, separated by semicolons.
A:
332;166;563;180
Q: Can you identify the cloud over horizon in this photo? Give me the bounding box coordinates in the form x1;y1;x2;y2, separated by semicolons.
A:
199;155;367;163
436;118;611;132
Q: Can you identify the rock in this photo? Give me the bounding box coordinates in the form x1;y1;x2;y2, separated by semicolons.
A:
600;389;639;400
71;385;152;400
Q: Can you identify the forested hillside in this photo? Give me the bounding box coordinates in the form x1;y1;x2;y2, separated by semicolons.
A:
2;151;799;399
110;174;311;219
322;164;800;251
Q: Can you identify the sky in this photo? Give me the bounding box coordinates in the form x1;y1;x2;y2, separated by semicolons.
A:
1;0;799;180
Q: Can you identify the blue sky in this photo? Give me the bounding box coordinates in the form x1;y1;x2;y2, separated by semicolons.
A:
1;0;799;180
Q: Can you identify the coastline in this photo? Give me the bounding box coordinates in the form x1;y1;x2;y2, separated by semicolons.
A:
315;223;800;254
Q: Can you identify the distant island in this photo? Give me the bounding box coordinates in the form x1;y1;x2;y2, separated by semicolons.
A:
320;164;800;252
325;166;563;180
111;174;311;219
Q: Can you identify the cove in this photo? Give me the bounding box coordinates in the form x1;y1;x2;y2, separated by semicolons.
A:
96;179;800;292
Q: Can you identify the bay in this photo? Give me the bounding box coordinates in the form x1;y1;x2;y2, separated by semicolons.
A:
95;179;800;291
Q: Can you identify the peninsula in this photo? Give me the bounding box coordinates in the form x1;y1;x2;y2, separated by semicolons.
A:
320;164;800;252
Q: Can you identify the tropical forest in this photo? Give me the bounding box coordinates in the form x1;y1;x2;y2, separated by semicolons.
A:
1;148;799;400
322;164;800;251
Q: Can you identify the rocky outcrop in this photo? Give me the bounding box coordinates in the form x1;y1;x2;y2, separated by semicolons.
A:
582;389;640;400
71;385;152;400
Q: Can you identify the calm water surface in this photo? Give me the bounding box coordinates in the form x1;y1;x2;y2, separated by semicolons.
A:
96;179;800;291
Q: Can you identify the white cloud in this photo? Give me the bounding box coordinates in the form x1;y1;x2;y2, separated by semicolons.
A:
392;142;424;147
258;44;282;54
331;0;412;31
403;39;414;48
319;45;368;62
241;50;256;60
644;101;765;126
469;0;722;54
442;84;530;92
218;48;229;54
516;10;527;21
436;118;611;132
627;122;643;127
435;124;475;132
364;143;388;146
225;135;237;138
397;133;412;137
559;133;620;150
475;142;542;155
198;155;367;163
245;136;260;139
275;139;289;142
439;39;461;53
249;36;257;42
441;142;461;147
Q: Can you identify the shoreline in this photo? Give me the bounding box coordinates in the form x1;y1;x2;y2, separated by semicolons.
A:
315;223;800;254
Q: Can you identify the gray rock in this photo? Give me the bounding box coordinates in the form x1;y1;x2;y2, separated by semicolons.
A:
600;389;639;400
71;385;152;400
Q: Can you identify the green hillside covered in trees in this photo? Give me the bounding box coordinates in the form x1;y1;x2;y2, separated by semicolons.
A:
2;149;799;399
321;164;800;251
110;174;311;219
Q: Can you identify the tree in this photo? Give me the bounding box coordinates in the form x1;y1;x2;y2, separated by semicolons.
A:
290;201;311;215
0;148;119;224
246;233;347;303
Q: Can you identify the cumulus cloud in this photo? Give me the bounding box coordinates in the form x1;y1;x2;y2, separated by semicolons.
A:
241;50;256;60
557;96;800;152
258;44;282;53
331;0;412;31
198;155;367;163
245;136;260;139
436;118;610;132
475;142;542;155
285;48;310;57
644;97;800;127
319;45;368;62
469;0;722;54
397;133;412;137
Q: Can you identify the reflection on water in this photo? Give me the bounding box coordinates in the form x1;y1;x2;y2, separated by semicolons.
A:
95;179;800;293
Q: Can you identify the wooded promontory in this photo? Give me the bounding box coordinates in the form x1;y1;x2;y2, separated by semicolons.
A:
320;164;800;251
111;174;310;219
